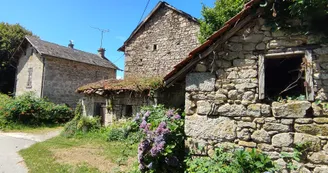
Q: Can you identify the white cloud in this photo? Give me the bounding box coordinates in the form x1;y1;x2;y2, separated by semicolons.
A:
116;75;123;80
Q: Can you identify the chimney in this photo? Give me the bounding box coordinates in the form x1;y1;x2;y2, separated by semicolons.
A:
68;40;74;49
98;48;105;58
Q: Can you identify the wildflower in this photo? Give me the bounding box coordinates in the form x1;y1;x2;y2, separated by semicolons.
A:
173;114;181;120
166;109;174;117
150;141;165;156
144;111;150;117
134;113;140;121
156;122;170;135
139;120;147;129
139;164;146;171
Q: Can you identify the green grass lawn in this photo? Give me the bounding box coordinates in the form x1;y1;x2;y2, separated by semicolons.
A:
0;124;63;133
19;130;138;173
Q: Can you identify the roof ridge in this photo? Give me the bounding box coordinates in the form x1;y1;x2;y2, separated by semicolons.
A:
118;1;199;51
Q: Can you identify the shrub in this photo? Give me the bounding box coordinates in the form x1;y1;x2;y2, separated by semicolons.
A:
186;147;277;173
61;102;101;137
0;92;73;127
134;105;185;173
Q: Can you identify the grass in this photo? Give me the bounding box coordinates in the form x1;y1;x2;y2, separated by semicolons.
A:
0;124;63;133
19;129;139;173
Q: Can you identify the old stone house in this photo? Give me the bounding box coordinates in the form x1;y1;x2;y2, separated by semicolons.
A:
164;0;328;171
78;1;200;125
13;36;118;107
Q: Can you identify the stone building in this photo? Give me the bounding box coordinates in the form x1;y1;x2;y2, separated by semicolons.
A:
164;0;328;171
13;36;118;107
78;1;200;125
119;1;200;78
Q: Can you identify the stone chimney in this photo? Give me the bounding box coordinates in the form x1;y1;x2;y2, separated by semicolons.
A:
98;48;105;58
68;40;74;49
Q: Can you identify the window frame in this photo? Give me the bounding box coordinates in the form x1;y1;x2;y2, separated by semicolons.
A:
258;50;314;101
26;67;33;89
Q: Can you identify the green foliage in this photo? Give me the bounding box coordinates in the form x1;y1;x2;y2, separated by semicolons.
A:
280;142;311;171
107;120;144;143
61;102;101;137
186;147;277;173
262;0;328;37
0;23;34;93
0;92;73;129
198;0;246;43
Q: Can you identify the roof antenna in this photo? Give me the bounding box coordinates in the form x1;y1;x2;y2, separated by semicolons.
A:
90;26;109;48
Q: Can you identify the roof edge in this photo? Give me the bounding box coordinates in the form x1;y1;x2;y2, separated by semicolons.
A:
118;1;199;52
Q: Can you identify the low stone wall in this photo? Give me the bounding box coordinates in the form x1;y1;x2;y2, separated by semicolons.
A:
186;100;328;172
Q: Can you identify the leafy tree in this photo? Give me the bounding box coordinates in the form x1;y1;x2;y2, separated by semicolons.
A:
0;22;33;94
198;0;246;43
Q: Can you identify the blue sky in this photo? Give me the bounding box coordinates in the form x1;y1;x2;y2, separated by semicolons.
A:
1;0;214;78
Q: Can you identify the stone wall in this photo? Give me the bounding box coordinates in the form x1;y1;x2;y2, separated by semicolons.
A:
185;17;328;172
15;44;44;97
43;56;116;107
124;5;199;78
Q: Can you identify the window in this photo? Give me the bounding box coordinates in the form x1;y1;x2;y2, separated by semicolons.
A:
153;44;158;51
26;67;33;88
259;50;313;101
124;105;133;117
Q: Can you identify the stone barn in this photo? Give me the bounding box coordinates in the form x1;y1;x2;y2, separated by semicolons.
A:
164;0;328;171
78;1;199;125
13;36;118;107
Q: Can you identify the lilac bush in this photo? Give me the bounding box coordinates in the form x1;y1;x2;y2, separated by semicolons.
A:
134;105;184;173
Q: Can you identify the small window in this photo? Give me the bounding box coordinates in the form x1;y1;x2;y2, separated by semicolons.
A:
26;67;33;88
259;50;313;101
153;44;158;51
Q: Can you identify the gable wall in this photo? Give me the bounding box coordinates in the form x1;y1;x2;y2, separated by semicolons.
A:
184;17;328;171
43;56;116;107
124;6;200;78
15;44;44;97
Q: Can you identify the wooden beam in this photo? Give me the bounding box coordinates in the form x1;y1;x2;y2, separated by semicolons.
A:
305;50;314;101
258;55;265;100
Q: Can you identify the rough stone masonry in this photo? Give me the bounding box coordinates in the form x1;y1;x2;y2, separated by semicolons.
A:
184;17;328;172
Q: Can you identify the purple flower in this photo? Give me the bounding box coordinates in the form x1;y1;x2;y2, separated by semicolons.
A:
166;109;174;117
134;113;140;121
173;114;181;120
139;164;146;171
139;120;147;129
154;134;165;143
156;122;170;135
144;111;150;117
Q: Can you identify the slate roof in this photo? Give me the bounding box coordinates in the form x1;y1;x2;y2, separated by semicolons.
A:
24;36;119;69
118;1;199;52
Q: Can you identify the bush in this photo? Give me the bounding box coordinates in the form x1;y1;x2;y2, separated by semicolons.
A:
107;120;144;143
133;105;185;173
61;102;101;137
0;92;73;128
186;147;277;173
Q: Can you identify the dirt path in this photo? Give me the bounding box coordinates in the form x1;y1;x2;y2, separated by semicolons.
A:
0;129;61;173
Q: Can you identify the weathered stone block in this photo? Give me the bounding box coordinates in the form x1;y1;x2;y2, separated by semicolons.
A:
314;47;328;55
233;59;256;67
243;43;256;51
185;116;237;141
227;43;243;52
195;63;207;72
272;133;293;147
186;73;215;92
314;118;328;124
258;143;275;151
238;141;256;148
281;119;294;125
247;104;261;117
294;133;321;152
263;123;290;132
235;83;257;92
295;118;313;124
237;128;251;141
242;91;255;101
243;34;264;43
261;104;271;116
251;130;270;143
295;124;328;136
238;121;256;129
197;101;217;115
217;104;246;117
308;151;328;164
228;90;238;100
272;101;311;118
314;166;328;173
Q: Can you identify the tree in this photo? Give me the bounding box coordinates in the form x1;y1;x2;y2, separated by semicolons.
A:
198;0;246;43
0;22;33;94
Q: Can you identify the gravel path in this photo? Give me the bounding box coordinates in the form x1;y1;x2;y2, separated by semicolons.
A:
0;130;61;173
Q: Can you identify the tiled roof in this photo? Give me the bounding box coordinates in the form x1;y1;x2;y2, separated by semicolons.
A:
118;1;199;52
25;36;119;69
